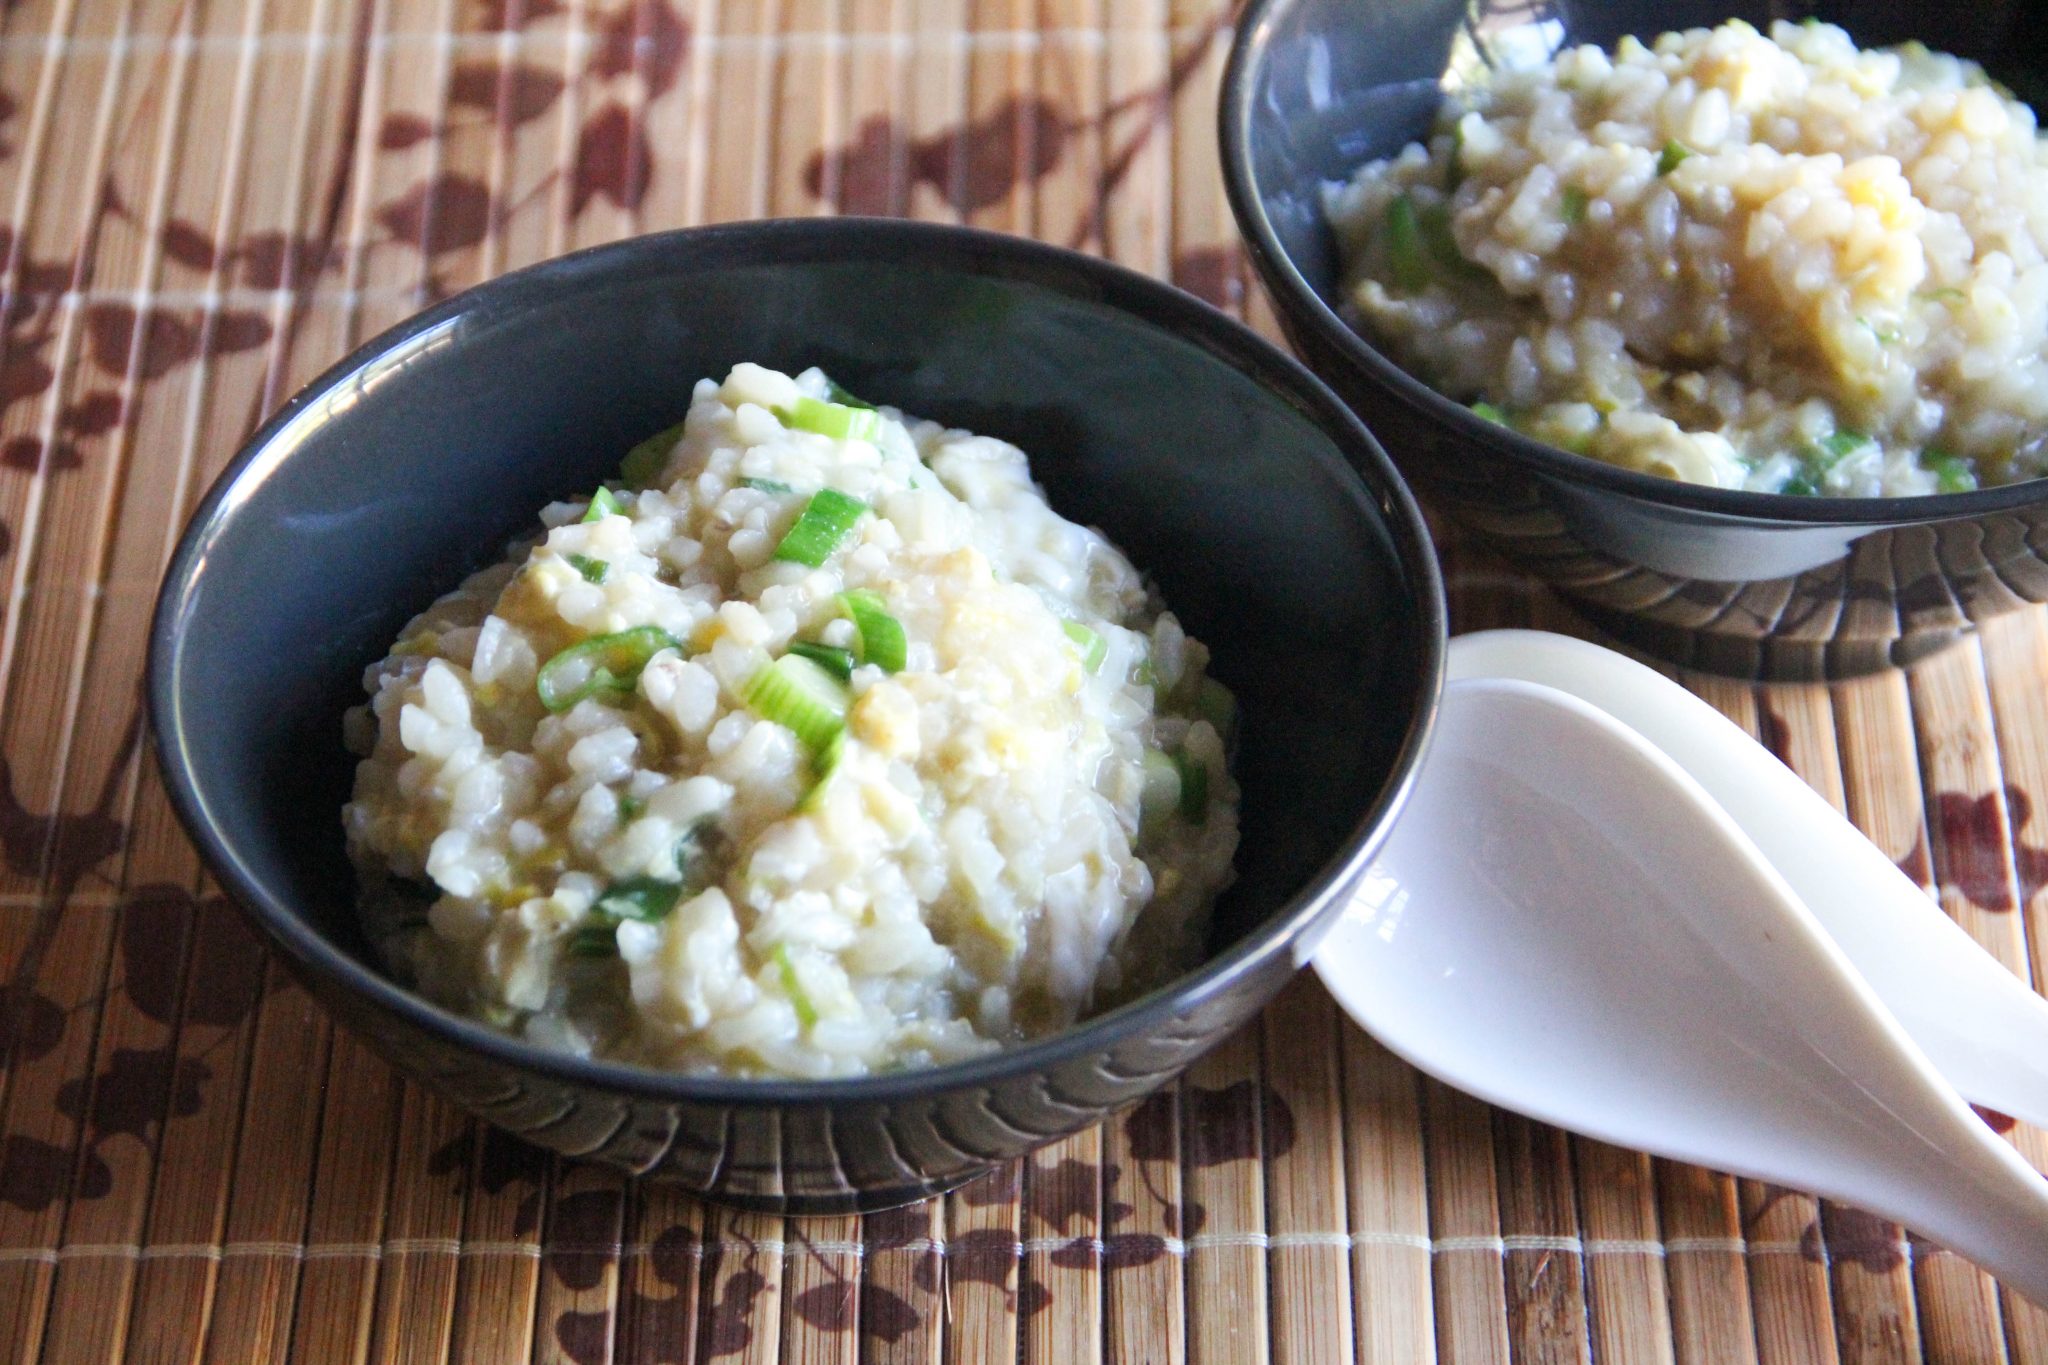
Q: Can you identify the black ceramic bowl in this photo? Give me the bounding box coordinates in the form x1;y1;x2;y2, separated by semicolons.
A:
1223;0;2048;680
147;218;1443;1213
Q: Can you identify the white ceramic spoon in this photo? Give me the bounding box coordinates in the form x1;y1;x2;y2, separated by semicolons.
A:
1314;677;2048;1305
1445;628;2048;1132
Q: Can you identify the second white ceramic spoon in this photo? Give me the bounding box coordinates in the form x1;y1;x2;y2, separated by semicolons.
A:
1444;628;2048;1131
1314;678;2048;1305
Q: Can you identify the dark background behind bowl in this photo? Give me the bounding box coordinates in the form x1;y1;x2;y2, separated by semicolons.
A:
1229;0;2048;681
154;224;1441;1207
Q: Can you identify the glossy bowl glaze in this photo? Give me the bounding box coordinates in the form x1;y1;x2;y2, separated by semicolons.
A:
1222;0;2048;680
148;218;1444;1213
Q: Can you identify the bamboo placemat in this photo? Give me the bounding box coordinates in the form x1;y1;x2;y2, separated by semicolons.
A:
2;1;2046;1360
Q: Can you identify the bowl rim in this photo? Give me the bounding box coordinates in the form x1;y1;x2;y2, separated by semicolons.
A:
1219;0;2048;526
148;214;1447;1109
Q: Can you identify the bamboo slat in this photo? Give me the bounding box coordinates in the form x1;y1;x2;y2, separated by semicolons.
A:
2;3;2047;1362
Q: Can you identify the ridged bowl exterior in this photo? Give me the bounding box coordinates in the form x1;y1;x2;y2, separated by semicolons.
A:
1221;0;2048;680
148;219;1445;1213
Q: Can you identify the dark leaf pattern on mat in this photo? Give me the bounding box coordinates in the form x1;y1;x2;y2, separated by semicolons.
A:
562;1219;701;1364
0;883;268;1213
0;0;684;496
572;104;653;216
1928;784;2048;911
428;1121;550;1236
802;6;1232;255
1974;1103;2019;1135
449;61;568;126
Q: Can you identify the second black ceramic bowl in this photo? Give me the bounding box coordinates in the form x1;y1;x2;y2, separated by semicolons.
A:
148;218;1444;1213
1223;0;2048;680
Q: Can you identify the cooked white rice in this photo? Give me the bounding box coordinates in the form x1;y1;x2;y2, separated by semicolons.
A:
1325;19;2048;496
342;363;1239;1078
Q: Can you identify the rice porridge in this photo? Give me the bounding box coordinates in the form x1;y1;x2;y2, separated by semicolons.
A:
1326;19;2048;496
342;363;1239;1078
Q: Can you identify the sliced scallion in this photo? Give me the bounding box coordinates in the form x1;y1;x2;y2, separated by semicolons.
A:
1444;124;1465;192
841;590;907;672
618;793;645;822
536;625;682;713
595;877;683;922
825;380;875;410
583;486;621;522
742;653;849;752
1198;678;1237;737
567;553;609;585
771;944;819;1027
798;729;846;813
1927;450;1978;493
566;924;619;957
740;476;794;494
779;397;883;444
1417;201;1485;281
788;641;856;681
1385;193;1430;293
1560;186;1588;224
1470;401;1509;426
622;421;686;487
1061;620;1107;674
773;488;868;567
1656;139;1693;176
1780;473;1820;497
1173;750;1210;824
1818;430;1869;466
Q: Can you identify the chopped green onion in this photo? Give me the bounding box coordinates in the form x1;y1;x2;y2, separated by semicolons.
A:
798;729;847;814
1470;401;1509;427
1560;186;1589;224
771;944;818;1027
1173;750;1210;824
779;397;883;443
536;625;682;712
1927;451;1978;493
740;476;794;494
788;641;856;681
617;793;645;822
773;488;868;567
1780;473;1819;497
621;421;686;487
1858;315;1902;344
566;924;619;957
1132;657;1156;687
840;590;907;672
742;653;849;752
1061;621;1107;674
595;877;683;923
583;486;621;522
1657;139;1693;176
1416;202;1484;280
1444;124;1465;192
1385;194;1430;293
825;380;875;410
1139;749;1181;826
1198;678;1237;737
1819;430;1869;466
567;553;609;585
1923;286;1966;304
